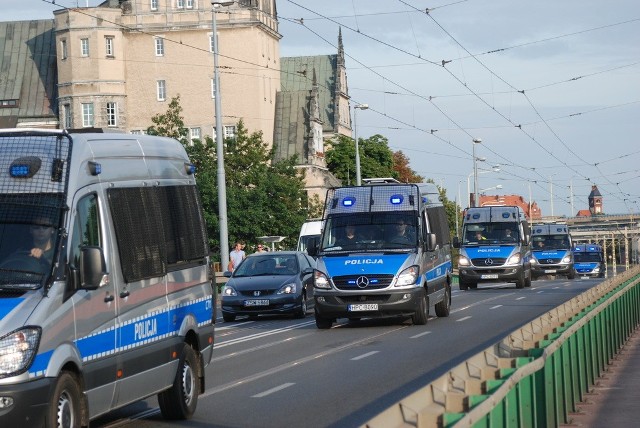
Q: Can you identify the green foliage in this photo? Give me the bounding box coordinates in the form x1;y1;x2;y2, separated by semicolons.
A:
326;134;396;184
146;96;189;145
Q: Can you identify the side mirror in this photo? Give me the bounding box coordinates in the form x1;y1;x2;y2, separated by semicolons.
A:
425;233;437;251
307;237;319;257
452;236;460;248
79;246;107;290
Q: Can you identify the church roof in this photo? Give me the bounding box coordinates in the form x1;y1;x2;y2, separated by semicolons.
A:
273;90;310;162
0;20;58;126
279;55;337;133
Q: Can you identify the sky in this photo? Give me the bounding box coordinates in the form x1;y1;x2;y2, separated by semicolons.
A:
9;1;640;217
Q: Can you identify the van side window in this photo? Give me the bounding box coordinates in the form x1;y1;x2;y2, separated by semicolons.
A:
108;185;208;283
70;194;101;267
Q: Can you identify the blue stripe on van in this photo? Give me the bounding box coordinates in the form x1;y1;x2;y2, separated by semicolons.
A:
425;261;452;281
28;296;213;377
0;298;24;320
323;254;409;276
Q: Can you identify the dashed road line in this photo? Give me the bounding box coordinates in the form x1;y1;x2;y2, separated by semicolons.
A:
351;351;380;361
410;331;432;339
252;383;295;398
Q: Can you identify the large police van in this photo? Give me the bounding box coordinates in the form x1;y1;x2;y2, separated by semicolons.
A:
573;243;606;278
308;181;453;329
454;206;532;289
0;129;215;426
530;223;575;279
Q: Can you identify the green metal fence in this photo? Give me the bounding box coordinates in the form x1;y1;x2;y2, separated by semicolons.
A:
364;267;640;428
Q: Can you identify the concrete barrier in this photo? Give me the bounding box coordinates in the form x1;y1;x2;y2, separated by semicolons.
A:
363;266;640;428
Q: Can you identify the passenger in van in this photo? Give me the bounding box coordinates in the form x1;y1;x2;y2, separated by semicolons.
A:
27;217;56;263
336;224;360;247
536;240;545;249
503;229;516;242
474;231;487;241
388;220;412;244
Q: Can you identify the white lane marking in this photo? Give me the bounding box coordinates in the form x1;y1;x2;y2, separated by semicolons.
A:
202;325;408;396
211;333;315;363
489;305;503;310
351;351;380;361
410;331;432;339
214;320;316;348
553;287;560;289
252;383;295;398
537;291;544;294
457;316;472;322
452;292;515;313
516;297;526;300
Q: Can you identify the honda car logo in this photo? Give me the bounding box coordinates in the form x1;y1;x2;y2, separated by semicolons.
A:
253;291;261;296
484;258;494;266
356;276;370;289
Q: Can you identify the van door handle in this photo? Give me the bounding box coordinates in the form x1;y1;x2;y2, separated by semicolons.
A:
120;290;130;298
104;293;114;303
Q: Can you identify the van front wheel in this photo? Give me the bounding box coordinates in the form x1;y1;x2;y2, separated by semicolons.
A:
435;285;451;317
47;371;83;428
158;345;199;420
412;291;428;325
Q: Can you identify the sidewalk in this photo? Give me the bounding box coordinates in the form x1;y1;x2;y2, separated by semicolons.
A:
563;326;640;426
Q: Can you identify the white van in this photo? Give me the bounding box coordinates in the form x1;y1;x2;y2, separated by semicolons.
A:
297;219;322;254
0;129;215;426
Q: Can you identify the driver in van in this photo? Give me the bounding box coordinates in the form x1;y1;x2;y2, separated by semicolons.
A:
335;224;359;247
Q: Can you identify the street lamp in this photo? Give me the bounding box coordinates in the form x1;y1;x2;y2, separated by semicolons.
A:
212;1;234;268
472;138;482;207
467;164;499;208
480;184;503;194
353;104;369;186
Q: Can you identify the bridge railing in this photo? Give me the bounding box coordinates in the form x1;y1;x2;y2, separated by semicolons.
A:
364;266;640;428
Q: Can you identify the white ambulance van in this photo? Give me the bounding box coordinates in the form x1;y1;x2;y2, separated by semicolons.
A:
0;129;215;426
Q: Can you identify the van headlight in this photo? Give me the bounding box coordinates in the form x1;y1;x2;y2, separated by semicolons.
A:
0;327;41;377
314;270;331;289
395;266;419;287
458;256;471;267
506;253;522;265
562;255;572;264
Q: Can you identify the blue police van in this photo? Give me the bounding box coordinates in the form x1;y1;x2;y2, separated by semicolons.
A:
454;206;532;290
530;223;575;280
573;243;606;277
308;180;453;329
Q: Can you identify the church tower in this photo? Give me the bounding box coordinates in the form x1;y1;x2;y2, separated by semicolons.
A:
588;185;603;215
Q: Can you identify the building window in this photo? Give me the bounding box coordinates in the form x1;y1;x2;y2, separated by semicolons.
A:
81;103;94;127
105;36;114;57
190;127;201;144
224;125;236;140
63;104;72;128
155;37;164;56
186;0;194;8
177;0;184;8
106;102;118;127
151;0;158;11
60;39;68;60
80;38;90;57
157;80;166;101
0;99;18;108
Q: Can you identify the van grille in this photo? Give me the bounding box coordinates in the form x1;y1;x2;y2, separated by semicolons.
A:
471;258;507;266
332;274;394;290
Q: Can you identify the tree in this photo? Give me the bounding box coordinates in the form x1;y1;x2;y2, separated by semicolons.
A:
393;151;424;183
326;134;396;184
146;95;189;145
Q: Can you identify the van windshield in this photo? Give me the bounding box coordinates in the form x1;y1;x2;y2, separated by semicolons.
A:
0;194;63;289
462;223;519;245
574;252;602;263
320;212;417;253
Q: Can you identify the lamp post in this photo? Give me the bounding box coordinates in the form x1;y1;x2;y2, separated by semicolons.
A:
467;164;499;208
212;1;234;268
472;138;482;207
353;104;369;186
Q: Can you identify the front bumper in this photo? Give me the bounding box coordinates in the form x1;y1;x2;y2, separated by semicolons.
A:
0;376;54;425
459;265;523;283
314;288;422;320
221;294;302;316
531;263;573;277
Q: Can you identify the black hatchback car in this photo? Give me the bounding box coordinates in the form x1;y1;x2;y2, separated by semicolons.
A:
221;251;316;322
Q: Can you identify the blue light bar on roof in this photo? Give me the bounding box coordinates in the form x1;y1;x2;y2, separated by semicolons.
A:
342;197;356;207
390;194;404;205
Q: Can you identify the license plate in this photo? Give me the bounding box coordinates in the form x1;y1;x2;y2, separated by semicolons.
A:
481;274;499;279
348;304;378;312
544;269;557;274
244;299;269;307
